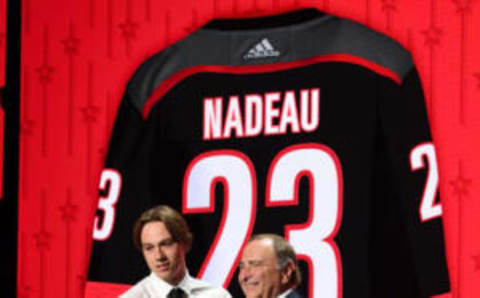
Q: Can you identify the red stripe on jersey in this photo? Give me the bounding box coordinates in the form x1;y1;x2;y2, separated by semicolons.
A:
85;281;131;297
142;53;402;119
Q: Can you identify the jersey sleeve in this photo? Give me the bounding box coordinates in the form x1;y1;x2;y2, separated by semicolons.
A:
87;43;180;294
377;66;451;297
88;91;154;288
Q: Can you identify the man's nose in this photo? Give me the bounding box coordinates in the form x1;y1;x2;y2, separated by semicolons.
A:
154;246;166;259
240;266;252;279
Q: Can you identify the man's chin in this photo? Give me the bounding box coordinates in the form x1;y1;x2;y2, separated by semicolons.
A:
243;288;262;298
154;268;185;286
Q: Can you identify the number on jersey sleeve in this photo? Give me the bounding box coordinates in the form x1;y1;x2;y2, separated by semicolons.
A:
93;169;122;241
410;142;441;222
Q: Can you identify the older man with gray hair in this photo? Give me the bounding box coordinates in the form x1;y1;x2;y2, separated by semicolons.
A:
238;234;303;298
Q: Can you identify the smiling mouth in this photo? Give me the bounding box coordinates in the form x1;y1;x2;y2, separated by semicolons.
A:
242;281;259;288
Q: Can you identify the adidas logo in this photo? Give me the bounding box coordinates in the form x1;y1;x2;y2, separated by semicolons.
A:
244;38;280;59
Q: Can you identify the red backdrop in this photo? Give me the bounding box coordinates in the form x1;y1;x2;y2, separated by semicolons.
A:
0;0;5;86
0;0;6;199
17;0;480;297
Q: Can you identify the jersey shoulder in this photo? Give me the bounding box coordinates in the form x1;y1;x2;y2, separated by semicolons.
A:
125;11;415;114
330;17;414;78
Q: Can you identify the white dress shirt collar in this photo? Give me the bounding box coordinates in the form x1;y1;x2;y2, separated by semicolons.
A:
277;288;293;298
150;269;203;296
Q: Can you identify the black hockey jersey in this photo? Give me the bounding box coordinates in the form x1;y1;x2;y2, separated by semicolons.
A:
87;8;451;298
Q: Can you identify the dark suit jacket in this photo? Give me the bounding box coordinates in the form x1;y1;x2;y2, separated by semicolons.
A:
285;289;303;298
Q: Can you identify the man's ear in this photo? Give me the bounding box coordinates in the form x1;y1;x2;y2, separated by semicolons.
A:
280;260;295;285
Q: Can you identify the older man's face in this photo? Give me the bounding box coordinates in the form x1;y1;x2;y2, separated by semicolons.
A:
238;239;286;298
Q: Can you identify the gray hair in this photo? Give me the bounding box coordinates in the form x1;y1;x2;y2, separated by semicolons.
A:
250;233;302;286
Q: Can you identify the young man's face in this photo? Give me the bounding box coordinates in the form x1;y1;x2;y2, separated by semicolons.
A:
238;239;288;298
141;221;187;285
